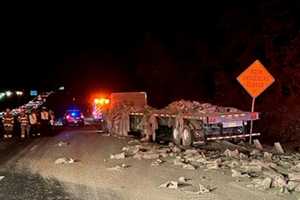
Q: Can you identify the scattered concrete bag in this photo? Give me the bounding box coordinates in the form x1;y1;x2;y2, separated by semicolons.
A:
248;177;272;190
263;152;273;161
183;164;196;170
178;176;189;183
57;141;69;147
159;181;179;189
110;152;126;159
55;157;75;164
231;169;250;178
151;159;164;166
184;183;211;195
223;149;240;159
106;164;129;171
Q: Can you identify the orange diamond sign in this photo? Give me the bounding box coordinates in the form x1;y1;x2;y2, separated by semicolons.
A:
237;60;275;98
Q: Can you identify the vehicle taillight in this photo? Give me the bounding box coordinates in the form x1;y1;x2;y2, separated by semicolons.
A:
81;114;84;118
66;115;70;119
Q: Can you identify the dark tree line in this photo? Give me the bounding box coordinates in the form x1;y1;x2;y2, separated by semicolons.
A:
131;0;300;143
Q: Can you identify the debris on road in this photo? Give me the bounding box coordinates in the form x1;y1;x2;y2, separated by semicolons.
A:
110;152;126;159
171;146;182;153
274;142;285;154
288;173;300;181
239;153;248;160
253;139;263;150
54;157;75;164
224;149;240;159
184;149;198;155
182;164;196;170
260;177;273;190
247;177;273;190
184;183;211;195
108;136;300;195
263;152;273;161
241;161;263;173
287;181;300;192
128;139;141;145
57;141;69;147
159;181;179;189
159;177;193;190
231;169;250;178
106;164;129;171
151;159;164;166
291;162;300;171
173;157;185;166
178;176;189;183
106;165;123;171
197;183;211;194
206;160;221;170
250;149;262;156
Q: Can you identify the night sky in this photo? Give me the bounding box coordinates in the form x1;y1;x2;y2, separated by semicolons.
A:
1;0;299;108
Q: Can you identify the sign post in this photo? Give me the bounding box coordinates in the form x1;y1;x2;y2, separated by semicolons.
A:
237;60;275;144
249;97;255;144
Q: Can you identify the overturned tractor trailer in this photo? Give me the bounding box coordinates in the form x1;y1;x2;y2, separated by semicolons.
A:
106;92;260;147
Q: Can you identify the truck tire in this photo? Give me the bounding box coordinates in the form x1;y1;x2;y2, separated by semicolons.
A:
182;127;192;147
173;127;181;145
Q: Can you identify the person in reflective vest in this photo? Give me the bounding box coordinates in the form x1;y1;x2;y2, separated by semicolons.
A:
40;107;50;135
49;109;55;127
18;111;30;139
3;108;14;138
29;110;38;137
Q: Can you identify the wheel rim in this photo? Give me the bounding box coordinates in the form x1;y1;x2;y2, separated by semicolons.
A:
173;128;181;145
182;128;192;147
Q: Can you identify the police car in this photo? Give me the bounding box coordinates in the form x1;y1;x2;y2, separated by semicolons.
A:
63;109;85;126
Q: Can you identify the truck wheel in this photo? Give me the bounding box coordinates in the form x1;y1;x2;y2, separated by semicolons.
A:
172;128;181;145
182;127;192;147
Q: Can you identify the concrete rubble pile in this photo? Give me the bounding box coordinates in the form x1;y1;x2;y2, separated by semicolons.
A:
107;100;242;140
109;139;300;195
164;100;241;114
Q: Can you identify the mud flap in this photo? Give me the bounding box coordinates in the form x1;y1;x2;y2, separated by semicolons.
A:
182;127;192;147
173;127;181;145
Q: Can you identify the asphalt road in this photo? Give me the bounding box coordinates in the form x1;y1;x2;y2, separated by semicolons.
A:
0;128;294;200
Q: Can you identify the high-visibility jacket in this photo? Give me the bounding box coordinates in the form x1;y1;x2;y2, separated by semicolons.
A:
3;113;14;126
29;113;38;125
41;111;49;120
19;115;29;126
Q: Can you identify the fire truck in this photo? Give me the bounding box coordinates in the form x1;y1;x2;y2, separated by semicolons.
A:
96;92;260;146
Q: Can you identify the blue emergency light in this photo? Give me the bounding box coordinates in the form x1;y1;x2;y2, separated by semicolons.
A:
30;90;38;96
